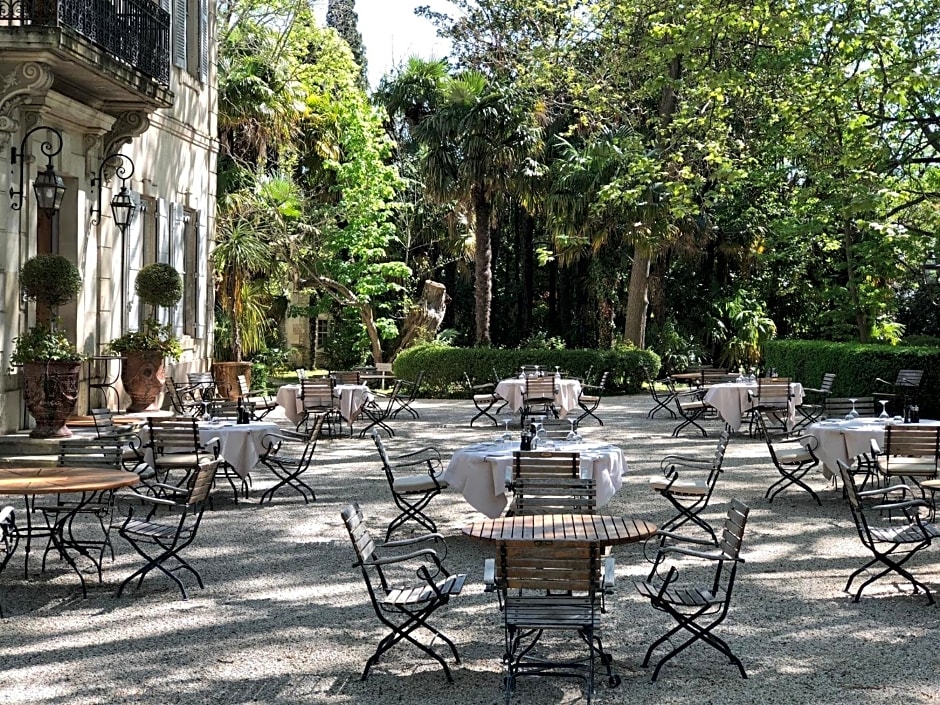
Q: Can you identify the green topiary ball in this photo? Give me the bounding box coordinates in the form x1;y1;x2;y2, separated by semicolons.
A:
20;254;82;308
136;262;182;308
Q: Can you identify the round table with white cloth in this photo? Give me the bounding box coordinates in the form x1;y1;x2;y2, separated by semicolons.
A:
494;377;582;419
275;383;372;425
703;381;804;431
441;439;626;519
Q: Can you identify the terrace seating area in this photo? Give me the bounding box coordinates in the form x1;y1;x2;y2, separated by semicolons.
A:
0;392;938;705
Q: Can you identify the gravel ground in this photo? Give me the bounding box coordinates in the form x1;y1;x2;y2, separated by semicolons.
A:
1;395;939;705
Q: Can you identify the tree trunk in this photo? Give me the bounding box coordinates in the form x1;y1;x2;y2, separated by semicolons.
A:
844;220;870;342
395;280;448;356
624;245;651;348
472;183;493;345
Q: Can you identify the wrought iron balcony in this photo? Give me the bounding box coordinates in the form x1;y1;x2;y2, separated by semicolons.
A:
1;0;170;86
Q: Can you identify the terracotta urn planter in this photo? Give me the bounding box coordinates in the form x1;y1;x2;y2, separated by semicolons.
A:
212;361;252;401
22;361;82;438
122;349;167;412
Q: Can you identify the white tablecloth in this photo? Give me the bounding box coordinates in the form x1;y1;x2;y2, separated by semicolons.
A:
804;418;940;478
441;440;625;518
144;421;279;480
703;382;804;431
276;383;372;424
494;377;582;419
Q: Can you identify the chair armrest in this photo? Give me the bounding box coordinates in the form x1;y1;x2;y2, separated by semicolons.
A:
363;547;441;567
660;456;714;471
483;558;496;591
782;434;818;450
654;529;717;546
123;492;180;509
858;484;915;499
662;544;742;562
871;499;930;512
603;555;616;590
382;533;446;548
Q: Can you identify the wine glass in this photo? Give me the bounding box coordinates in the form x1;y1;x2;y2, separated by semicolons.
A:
566;418;582;443
846;398;859;420
878;399;890;420
500;417;514;443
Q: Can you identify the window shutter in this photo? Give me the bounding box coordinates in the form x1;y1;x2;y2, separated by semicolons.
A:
125;201;145;332
173;0;186;69
195;212;207;339
198;0;208;83
171;203;186;337
156;199;171;326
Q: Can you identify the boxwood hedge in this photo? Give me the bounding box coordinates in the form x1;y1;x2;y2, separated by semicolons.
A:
764;340;939;416
393;343;660;397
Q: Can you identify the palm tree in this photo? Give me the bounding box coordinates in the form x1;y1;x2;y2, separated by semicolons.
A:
382;63;540;345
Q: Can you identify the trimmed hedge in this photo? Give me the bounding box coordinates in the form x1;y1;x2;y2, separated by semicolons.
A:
393;344;661;397
764;340;939;416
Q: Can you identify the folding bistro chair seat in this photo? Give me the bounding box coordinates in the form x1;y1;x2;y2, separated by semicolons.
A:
487;540;619;704
648;427;731;549
257;414;326;504
836;459;940;604
341;502;466;682
576;371;609;427
464;373;504;427
114;459;219;600
754;407;822;505
644;366;677;419
668;379;711;438
635;500;750;681
373;431;448;541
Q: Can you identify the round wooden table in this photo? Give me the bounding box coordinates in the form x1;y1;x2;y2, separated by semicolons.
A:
463;513;657;547
0;467;139;596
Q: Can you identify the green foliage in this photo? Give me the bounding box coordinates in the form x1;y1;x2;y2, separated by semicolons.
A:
647;320;702;377
11;324;83;364
107;319;182;361
520;332;566;350
249;346;293;390
20;254;81;309
764;339;940;416
136;263;183;309
321;307;369;370
393;343;660;397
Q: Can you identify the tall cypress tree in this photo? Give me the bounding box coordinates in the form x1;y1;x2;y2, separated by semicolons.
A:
326;0;369;88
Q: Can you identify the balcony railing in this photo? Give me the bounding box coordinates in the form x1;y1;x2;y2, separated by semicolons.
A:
1;0;170;86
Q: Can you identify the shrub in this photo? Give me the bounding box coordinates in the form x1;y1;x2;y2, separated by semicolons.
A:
393;344;660;397
20;254;82;308
136;263;182;309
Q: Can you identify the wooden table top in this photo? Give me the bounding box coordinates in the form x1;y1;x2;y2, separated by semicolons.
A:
0;467;140;495
463;513;657;546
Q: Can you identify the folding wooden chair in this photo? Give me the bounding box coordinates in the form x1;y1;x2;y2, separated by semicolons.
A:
115;459;219;600
509;451;591;516
794;372;835;431
644;367;677;419
520;376;558;427
635;500;750;681
668;379;711;438
372;431;448;541
341;502;466;682
837;459;940;604
299;376;343;436
754;407;822;505
391;369;424;419
873;369;924;416
870;425;940;490
257;415;326;504
576;371;609;427
648;427;731;550
358;380;403;438
488;540;620;703
236;374;277;420
464;373;503;427
746;377;793;436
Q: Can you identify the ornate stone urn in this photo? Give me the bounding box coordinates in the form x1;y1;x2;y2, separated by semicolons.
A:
22;361;82;438
121;349;167;412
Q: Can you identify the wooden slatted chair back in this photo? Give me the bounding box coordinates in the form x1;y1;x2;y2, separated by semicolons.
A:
147;417;203;453
880;426;940;479
514;477;596;515
512;451;580;481
718;499;749;562
57;438;124;470
524;376;556;404
818;373;836;394
895;369;924;388
186;460;219;507
301;377;335;412
825;397;876;418
498;540;600;593
332;370;361;385
164;377;191;415
753;379;792;405
699;369;736;386
236;374;251;397
342;502;377;566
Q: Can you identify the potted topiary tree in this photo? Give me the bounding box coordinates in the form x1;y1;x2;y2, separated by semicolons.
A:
108;263;182;412
11;254;84;438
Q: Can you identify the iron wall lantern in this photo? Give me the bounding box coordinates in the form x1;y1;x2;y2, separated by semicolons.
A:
90;153;138;236
9;126;67;216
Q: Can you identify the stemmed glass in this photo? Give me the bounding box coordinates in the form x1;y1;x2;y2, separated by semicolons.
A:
878;399;890;420
566;418;581;443
500;417;514;443
845;398;859;420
